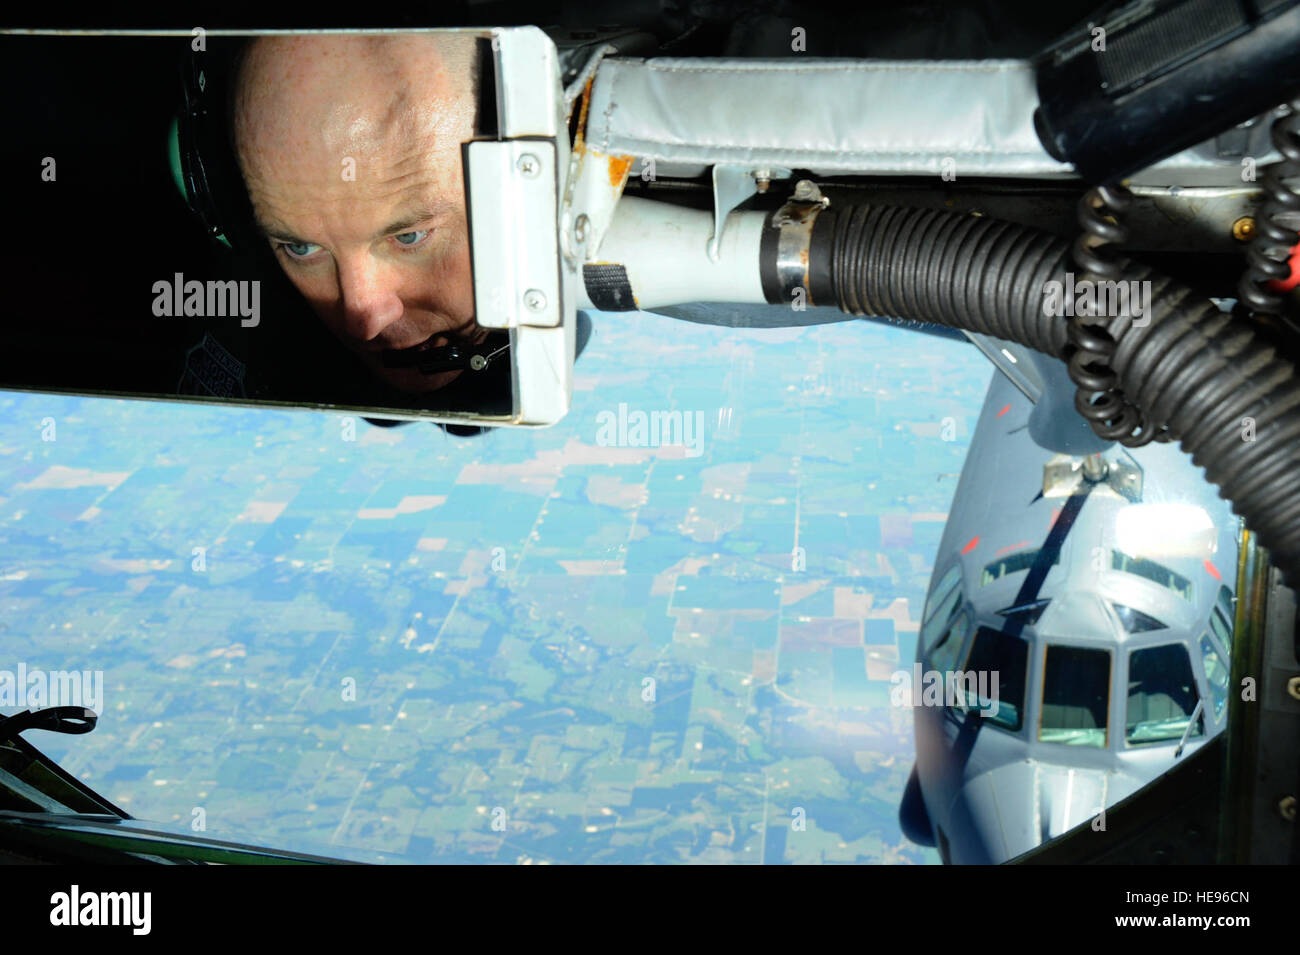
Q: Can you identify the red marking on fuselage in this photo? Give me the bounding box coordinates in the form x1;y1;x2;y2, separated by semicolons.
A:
962;536;979;555
1204;559;1222;581
995;404;1011;419
995;540;1033;557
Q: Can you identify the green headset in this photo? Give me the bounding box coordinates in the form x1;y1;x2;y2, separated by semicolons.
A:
169;40;257;252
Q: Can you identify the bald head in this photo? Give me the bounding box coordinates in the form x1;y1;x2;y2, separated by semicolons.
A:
232;34;479;229
227;33;489;395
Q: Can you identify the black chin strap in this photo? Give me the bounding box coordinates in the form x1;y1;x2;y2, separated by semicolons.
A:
380;338;509;374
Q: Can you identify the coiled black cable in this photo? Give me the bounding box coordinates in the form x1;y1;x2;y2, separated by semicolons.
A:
1066;184;1173;447
1237;98;1300;319
798;202;1300;589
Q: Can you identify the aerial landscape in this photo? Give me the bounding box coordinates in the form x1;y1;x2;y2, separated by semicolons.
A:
0;310;991;863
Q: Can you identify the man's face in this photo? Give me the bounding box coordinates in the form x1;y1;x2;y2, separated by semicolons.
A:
233;34;485;394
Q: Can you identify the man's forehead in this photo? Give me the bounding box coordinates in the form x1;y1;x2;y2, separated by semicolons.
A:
233;34;477;157
240;95;466;182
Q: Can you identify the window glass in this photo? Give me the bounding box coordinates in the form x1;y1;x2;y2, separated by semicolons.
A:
1199;634;1228;723
1216;585;1234;620
1111;602;1167;633
928;611;971;675
1209;608;1232;652
981;548;1059;586
1208;585;1233;646
1039;646;1109;747
954;627;1028;731
921;566;963;654
1111;551;1192;601
1126;644;1205;745
923;565;961;624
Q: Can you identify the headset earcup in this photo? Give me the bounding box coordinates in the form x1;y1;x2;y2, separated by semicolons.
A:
169;113;233;250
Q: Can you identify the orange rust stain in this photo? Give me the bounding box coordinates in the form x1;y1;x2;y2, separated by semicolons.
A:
608;154;633;187
574;77;594;143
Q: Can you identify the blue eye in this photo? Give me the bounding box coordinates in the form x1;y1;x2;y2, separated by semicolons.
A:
279;241;320;260
274;229;429;260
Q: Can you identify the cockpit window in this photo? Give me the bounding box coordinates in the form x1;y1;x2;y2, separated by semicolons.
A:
1210;585;1234;651
1111;602;1167;633
996;599;1050;627
981;548;1058;586
1039;646;1109;747
927;610;970;675
1209;606;1233;652
1199;634;1228;723
1217;585;1233;615
1126;643;1205;745
1111;551;1192;601
921;565;963;654
954;626;1028;731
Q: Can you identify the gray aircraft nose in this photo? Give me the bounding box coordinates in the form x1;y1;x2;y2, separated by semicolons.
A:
947;759;1148;863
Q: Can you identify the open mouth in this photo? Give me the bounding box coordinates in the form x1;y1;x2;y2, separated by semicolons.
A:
386;334;446;356
378;334;449;366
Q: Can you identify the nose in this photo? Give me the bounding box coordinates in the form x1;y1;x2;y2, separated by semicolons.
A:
334;254;404;344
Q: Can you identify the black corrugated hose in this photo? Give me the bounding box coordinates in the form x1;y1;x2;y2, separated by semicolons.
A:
804;204;1300;589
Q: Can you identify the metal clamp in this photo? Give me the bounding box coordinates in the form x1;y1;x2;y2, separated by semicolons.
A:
770;180;830;305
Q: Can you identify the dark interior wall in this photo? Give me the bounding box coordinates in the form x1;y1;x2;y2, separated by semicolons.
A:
0;36;218;394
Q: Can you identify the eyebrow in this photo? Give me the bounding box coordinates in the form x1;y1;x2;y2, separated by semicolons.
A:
259;202;450;245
